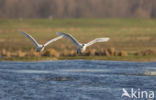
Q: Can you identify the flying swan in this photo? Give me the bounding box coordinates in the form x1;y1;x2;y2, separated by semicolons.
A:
19;30;63;52
57;32;110;54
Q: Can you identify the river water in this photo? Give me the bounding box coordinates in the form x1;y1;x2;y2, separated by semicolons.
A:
0;60;156;100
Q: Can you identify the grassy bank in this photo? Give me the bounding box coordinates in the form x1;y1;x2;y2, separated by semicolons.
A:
1;55;156;62
0;18;156;61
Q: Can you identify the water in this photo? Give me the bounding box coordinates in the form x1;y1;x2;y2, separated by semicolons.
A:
0;60;156;100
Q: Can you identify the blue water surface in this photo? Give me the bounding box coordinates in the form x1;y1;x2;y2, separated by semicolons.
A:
0;60;156;100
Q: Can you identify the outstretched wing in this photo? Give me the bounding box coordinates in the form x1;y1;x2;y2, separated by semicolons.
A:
57;32;81;47
19;30;40;47
85;38;110;47
43;35;63;47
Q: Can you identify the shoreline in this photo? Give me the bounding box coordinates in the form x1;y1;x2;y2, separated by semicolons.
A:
0;55;156;62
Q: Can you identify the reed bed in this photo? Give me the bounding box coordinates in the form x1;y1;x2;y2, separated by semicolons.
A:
1;47;156;59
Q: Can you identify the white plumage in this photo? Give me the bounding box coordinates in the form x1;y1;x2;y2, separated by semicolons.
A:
19;30;63;52
57;32;110;54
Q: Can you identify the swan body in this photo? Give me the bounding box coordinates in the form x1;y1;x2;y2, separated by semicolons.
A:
57;32;110;54
19;30;63;52
36;44;44;52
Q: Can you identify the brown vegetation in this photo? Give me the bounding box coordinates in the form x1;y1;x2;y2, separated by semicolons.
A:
1;48;156;59
42;48;60;57
84;49;97;56
104;49;111;56
107;48;115;56
1;49;7;56
135;49;156;56
118;51;128;56
16;50;26;57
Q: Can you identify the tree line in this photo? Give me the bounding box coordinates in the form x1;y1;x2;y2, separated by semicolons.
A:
0;0;156;18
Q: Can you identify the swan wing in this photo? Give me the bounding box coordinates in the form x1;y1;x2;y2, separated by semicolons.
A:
19;30;40;47
57;32;81;47
44;35;63;47
85;38;110;47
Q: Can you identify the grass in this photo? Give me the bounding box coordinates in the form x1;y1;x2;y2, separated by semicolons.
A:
58;55;156;62
0;18;156;61
1;55;156;62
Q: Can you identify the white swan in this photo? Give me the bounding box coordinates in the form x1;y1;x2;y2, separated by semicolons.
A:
19;30;63;52
57;32;110;54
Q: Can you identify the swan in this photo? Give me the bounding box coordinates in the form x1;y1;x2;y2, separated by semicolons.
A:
57;32;110;54
19;30;63;52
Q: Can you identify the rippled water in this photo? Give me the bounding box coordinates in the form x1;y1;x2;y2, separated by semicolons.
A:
0;60;156;100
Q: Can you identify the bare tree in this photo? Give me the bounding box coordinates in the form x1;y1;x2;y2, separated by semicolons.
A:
0;0;155;18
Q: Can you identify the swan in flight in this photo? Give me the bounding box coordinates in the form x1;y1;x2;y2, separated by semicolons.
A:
19;30;63;52
57;32;110;54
